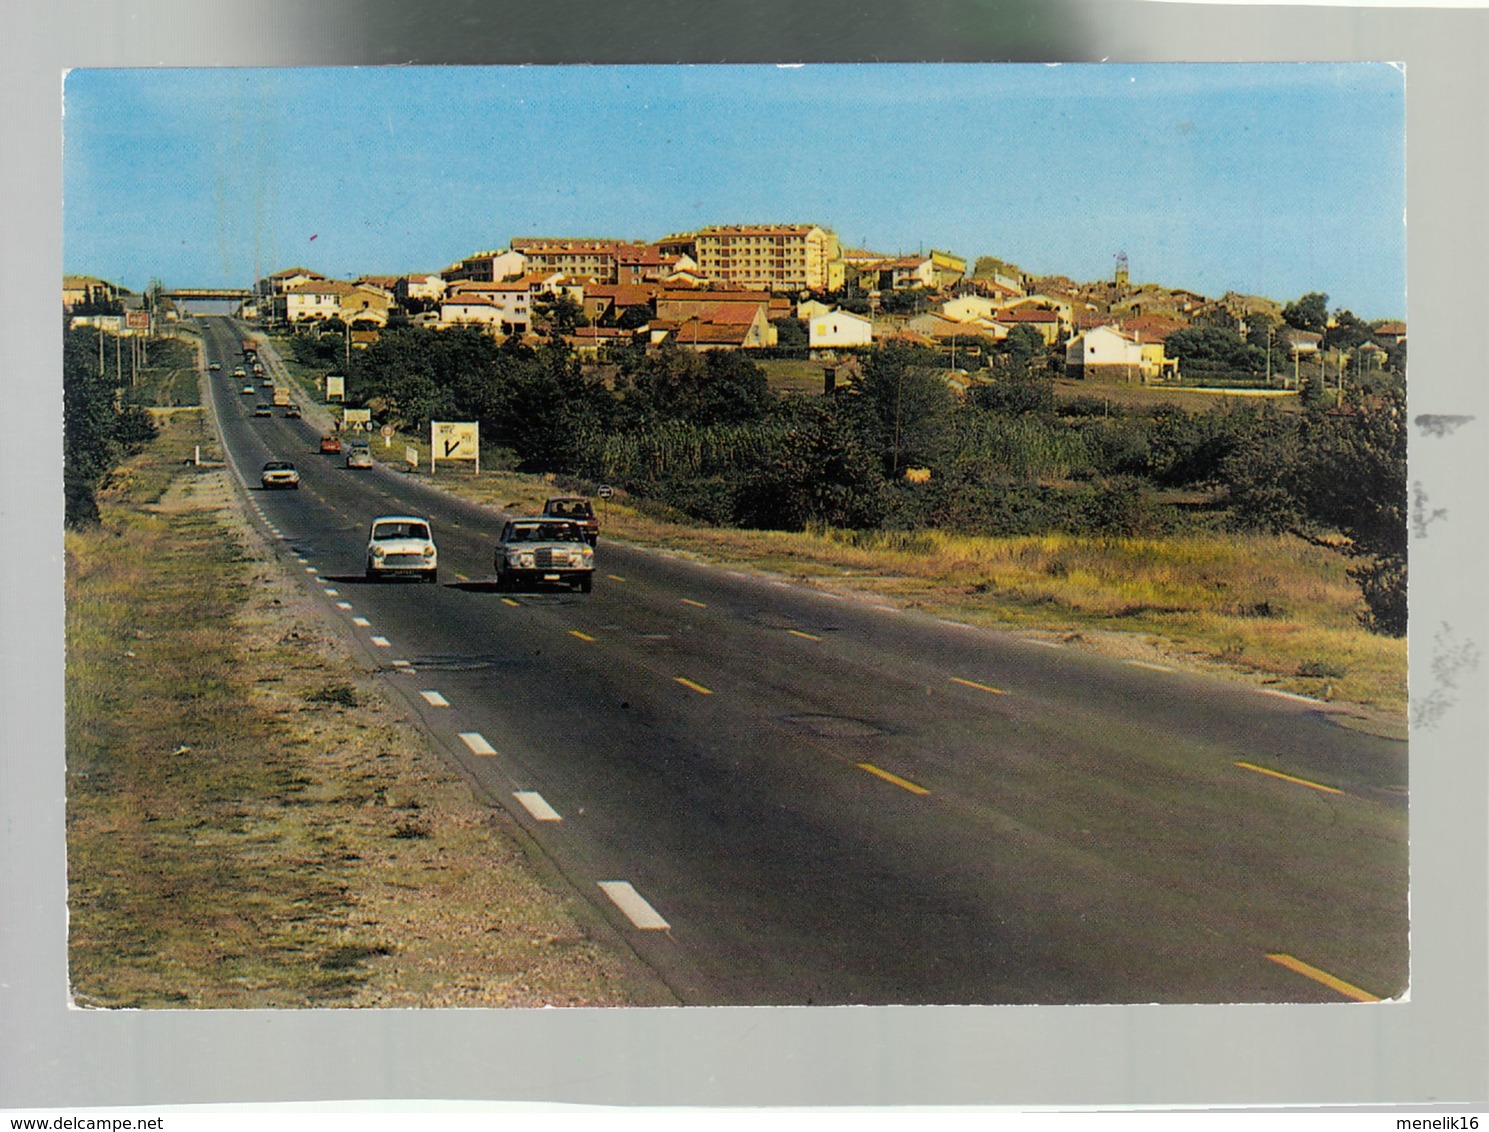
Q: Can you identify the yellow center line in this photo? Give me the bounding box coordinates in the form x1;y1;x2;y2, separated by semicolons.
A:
569;630;596;642
675;676;714;695
1266;953;1381;1002
787;629;821;641
1235;761;1342;795
500;597;520;608
950;676;1006;696
681;598;708;609
857;763;930;796
607;574;627;582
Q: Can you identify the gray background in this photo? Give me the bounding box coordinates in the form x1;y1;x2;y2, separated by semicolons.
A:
3;0;1484;1110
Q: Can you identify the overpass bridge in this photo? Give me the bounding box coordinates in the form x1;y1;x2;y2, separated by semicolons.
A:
165;287;254;315
165;287;253;302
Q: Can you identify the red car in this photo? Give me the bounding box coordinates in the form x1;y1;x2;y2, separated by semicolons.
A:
319;434;343;454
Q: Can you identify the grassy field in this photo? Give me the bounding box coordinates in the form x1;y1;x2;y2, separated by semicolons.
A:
65;402;663;1008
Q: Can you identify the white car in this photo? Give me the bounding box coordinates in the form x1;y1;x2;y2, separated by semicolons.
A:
260;460;301;490
366;515;437;583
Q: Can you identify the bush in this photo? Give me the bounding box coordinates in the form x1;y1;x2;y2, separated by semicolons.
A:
650;476;737;526
1078;476;1178;537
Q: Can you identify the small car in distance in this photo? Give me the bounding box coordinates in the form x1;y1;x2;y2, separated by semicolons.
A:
260;460;300;490
233;367;246;379
346;444;374;470
319;434;343;454
254;403;273;417
208;362;221;371
541;496;600;546
240;384;256;395
366;515;438;583
494;517;595;593
283;405;302;419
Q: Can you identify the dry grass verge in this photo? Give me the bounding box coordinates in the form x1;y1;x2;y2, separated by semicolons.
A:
66;412;664;1008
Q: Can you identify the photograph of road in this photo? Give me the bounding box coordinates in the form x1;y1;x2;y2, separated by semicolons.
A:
62;63;1407;1008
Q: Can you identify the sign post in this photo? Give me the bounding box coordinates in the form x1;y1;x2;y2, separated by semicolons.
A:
430;421;480;476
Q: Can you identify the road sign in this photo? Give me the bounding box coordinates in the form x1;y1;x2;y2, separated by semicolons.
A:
598;485;614;499
430;421;480;475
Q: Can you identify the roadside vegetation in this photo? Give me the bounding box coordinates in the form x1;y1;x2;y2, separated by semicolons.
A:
283;307;1406;650
64;363;661;1008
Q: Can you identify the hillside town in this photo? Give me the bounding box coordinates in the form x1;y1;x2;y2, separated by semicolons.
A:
64;222;1407;387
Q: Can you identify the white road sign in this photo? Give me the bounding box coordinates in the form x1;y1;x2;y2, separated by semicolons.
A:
430;421;480;474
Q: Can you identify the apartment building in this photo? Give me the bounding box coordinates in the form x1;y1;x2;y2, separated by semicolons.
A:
509;238;627;283
691;225;843;293
442;249;528;285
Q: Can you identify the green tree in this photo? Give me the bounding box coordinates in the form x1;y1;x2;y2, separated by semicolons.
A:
536;292;586;336
771;317;808;353
1324;308;1374;352
854;344;957;475
63;324;156;527
1301;381;1408;636
615;342;774;430
1282;292;1329;335
972;256;1017;279
733;398;888;531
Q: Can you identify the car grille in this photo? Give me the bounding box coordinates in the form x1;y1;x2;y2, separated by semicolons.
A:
383;553;426;567
534;549;564;568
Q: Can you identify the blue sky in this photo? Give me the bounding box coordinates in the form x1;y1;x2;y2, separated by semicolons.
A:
63;63;1406;319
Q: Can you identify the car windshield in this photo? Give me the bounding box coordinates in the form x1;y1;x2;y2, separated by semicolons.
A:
373;521;429;540
264;462;291;470
510;523;577;542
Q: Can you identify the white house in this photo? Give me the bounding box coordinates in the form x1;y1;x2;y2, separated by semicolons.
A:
397;273;447;304
439;284;531;335
941;295;1001;323
1065;325;1143;381
284;280;391;326
809;309;874;350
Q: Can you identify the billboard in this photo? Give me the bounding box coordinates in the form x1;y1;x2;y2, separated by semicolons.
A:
430;421;480;474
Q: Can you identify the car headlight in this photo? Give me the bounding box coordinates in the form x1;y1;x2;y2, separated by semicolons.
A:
422;544;436;558
371;545;386;558
569;549;592;567
512;551;535;569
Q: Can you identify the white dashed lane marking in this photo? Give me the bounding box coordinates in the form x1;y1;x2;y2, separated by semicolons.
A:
420;691;450;707
459;732;497;756
598;881;670;930
513;792;562;822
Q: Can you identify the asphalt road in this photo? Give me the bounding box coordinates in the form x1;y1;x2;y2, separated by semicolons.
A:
201;316;1408;1006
